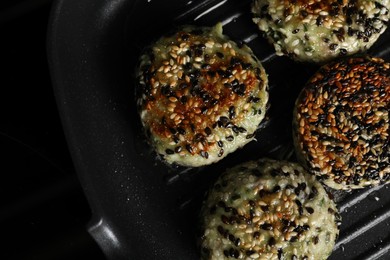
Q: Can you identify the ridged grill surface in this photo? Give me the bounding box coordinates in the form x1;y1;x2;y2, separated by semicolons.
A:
169;0;390;259
50;0;390;259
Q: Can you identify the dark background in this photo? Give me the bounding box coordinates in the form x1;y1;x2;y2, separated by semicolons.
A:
2;1;390;259
0;1;105;259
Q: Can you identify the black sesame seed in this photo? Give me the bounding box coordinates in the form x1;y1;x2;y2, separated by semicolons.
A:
339;48;347;55
238;127;247;133
219;116;229;125
225;122;234;129
300;10;308;17
313;236;319;244
181;33;189;41
305;207;314;214
261;205;269;212
255;67;262;79
292;255;297;260
229;248;235;257
180;96;187;104
229;234;235;243
218;69;229;78
177;127;186;135
242;63;252;70
273;185;281;193
165;149;174;155
174;146;182;153
194;48;203;57
217;225;225;235
200;150;209;159
216;52;224;59
259;189;268;197
194;133;206;143
292;29;300;34
221;215;229;224
231;193;241;201
217;200;226;208
299;182;306;190
230;57;241;66
253;231;260;239
172;135;180;144
235;84;246;96
282;225;289;233
201;63;211;70
226;135;234;142
231;79;239;87
316;16;324;26
261;223;273;230
278;248;283;259
252;97;260;103
329;43;338;51
268;237;276;246
218;149;224;157
169;127;177;135
186;144;193;154
160;86;171;97
295;199;304;215
204;127;212;136
246;133;255;139
285;184;294;190
246;250;256;256
282;219;290;226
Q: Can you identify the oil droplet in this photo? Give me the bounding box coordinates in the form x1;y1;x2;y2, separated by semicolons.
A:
340;244;345;252
368;191;381;201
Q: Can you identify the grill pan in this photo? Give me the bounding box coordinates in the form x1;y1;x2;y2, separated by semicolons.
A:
47;0;390;259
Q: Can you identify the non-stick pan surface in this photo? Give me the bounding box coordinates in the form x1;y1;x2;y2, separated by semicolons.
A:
48;0;390;259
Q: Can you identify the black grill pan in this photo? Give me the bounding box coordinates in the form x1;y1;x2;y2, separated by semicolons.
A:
47;0;390;259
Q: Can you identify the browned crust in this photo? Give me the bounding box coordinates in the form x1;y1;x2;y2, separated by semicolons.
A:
137;27;266;161
294;56;390;188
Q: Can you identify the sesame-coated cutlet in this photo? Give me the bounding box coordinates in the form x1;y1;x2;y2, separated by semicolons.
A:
252;0;390;63
293;56;390;190
136;24;269;167
199;158;340;260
